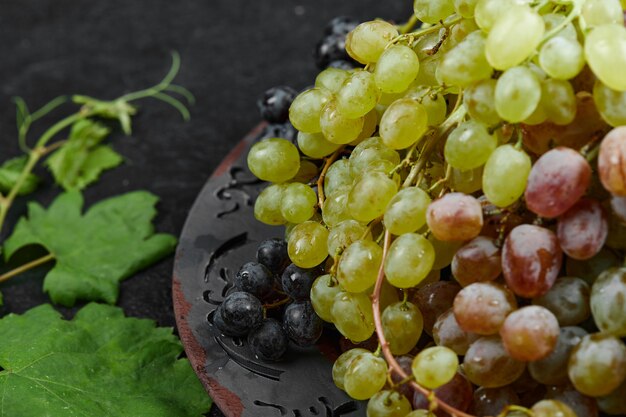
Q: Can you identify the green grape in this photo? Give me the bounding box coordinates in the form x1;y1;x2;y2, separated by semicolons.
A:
413;57;440;87
280;183;317;224
405;411;435;417
320;100;365;145
349;136;401;176
333;348;369;390
375;45;420;94
254;184;287;225
311;274;342;322
412;346;459;389
379;98;429;149
347;20;399;64
413;0;455;24
413;30;443;60
327;219;370;257
337;70;381;119
354;109;379;144
532;400;577;417
542;13;577;40
482;144;532;207
429;235;462;270
297;131;341;159
315;67;350;93
568;333;626;397
324;159;354;196
348;171;398;222
382;301;424;355
523;97;548;126
582;0;624;27
438;30;493;87
344;352;388;400
247;138;300;183
486;5;544;70
591;267;626;337
373;278;402;311
366;390;412;417
463;79;501;126
474;0;515;31
538;37;584;80
444;17;480;52
337;240;383;293
291;160;319;184
384;233;435;288
332;291;375;342
454;0;479;18
593;81;626;127
289;88;330;133
585;24;626;91
287;221;329;268
495;66;541;123
542;79;577;125
451;166;483;194
384;187;431;235
404;86;447;126
322;190;352;227
444;120;496;170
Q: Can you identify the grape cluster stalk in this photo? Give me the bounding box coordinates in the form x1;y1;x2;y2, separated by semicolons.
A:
243;0;626;416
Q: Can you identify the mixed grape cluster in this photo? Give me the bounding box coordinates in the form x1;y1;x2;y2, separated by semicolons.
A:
213;238;324;360
243;0;626;416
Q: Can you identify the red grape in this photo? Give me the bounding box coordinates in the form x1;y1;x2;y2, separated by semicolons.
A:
502;225;563;298
524;147;591;218
557;198;608;260
598;127;626;196
451;236;502;287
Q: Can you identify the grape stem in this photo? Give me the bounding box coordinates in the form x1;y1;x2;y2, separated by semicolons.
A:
539;0;582;46
0;253;55;283
317;146;345;209
399;15;419;35
371;230;476;417
402;101;466;189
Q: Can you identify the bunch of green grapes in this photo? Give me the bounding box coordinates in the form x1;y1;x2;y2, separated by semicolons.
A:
247;0;626;415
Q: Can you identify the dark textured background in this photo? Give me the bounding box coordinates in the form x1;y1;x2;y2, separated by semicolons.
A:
0;1;410;415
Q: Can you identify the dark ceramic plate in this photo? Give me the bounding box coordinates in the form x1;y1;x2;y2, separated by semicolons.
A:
172;124;365;417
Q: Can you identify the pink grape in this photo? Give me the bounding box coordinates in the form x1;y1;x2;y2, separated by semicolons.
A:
598;127;626;196
557;198;608;260
453;282;517;335
499;305;560;361
524;147;592;218
502;224;563;298
426;193;483;241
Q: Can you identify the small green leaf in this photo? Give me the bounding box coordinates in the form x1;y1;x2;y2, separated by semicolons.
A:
0;156;40;196
0;303;212;416
3;191;177;306
46;119;123;190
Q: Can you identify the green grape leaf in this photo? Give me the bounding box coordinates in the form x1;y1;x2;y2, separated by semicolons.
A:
0;303;212;417
3;191;177;306
46;119;123;190
0;156;40;196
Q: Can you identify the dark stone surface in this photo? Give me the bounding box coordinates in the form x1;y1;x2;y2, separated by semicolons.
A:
0;1;410;415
